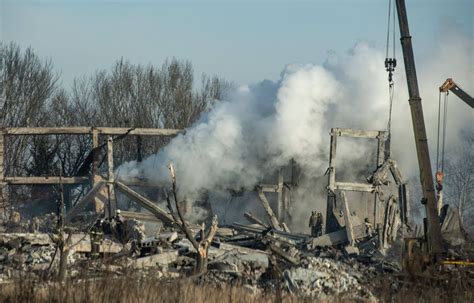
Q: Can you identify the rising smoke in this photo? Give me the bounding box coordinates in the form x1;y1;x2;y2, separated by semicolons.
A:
118;25;473;231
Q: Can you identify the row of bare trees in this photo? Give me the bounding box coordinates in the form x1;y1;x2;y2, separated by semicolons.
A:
1;42;230;209
443;131;474;234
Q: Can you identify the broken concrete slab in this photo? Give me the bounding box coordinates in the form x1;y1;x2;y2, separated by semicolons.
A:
130;250;179;268
0;233;51;246
69;234;123;254
310;224;367;248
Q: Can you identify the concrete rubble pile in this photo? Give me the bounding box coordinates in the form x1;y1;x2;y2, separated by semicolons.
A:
1;126;472;300
0;209;405;300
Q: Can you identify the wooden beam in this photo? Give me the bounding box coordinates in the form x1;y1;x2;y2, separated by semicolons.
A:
3;127;181;136
119;210;162;222
65;181;106;222
4;176;89;185
244;211;268;227
277;169;283;221
377;131;386;166
257;189;284;231
341;191;355;245
107;136;114;183
97;127;181;136
310;224;366;248
335;182;374;193
4;127;92;135
114;182;175;227
258;184;279;192
282;185;290;222
331;128;388;139
116;177;159;187
91;128;99;182
105;136;116;216
328;131;337;192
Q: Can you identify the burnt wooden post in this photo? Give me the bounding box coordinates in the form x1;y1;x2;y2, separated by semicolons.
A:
328;129;337;192
91;128;99;181
282;184;290;223
106;136;116;217
136;136;143;162
91;128;104;213
277;169;283;221
325;129;338;233
341;191;355;245
375;131;387;225
377;131;386;167
0;127;181;220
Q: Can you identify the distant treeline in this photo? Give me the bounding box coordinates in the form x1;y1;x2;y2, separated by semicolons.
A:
0;42;231;206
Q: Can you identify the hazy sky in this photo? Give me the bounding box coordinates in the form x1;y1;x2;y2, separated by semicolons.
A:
1;0;473;87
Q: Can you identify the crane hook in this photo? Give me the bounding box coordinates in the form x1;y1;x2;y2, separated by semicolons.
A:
385;58;397;84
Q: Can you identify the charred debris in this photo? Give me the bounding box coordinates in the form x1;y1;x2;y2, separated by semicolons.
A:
0;126;471;301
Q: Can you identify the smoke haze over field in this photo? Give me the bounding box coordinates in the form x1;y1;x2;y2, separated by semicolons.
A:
118;27;473;229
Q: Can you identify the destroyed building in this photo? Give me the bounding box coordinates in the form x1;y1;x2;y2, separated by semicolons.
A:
0;124;460;301
1;1;473;300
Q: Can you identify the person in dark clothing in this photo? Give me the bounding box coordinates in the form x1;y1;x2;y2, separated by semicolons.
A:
309;211;324;237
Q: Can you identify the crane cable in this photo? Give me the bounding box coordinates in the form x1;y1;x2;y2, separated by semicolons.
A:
436;90;449;185
385;0;397;138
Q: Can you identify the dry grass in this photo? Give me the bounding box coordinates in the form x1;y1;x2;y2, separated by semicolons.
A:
0;267;473;303
0;277;315;303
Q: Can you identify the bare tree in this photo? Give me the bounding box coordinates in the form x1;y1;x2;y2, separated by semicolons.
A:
0;43;58;173
167;163;218;275
73;58;231;165
0;43;59;205
443;130;474;234
1;44;231;215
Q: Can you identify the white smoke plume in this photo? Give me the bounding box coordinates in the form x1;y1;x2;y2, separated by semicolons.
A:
118;24;473;230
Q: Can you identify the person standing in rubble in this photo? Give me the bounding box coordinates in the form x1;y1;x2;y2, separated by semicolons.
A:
364;218;374;236
90;219;104;259
309;211;324;237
